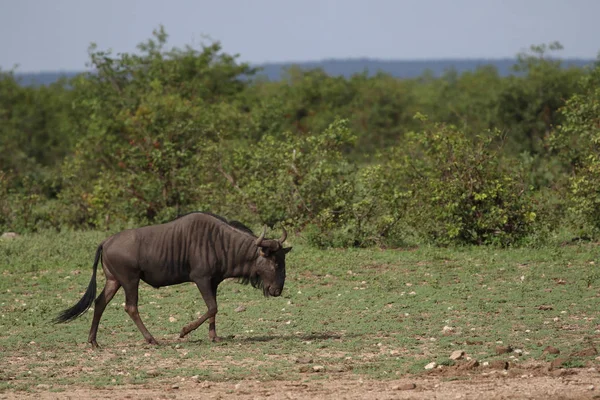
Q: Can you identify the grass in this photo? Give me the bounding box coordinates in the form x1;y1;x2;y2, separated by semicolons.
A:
1;230;599;391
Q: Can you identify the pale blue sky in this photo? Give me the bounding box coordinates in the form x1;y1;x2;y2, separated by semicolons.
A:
1;0;598;72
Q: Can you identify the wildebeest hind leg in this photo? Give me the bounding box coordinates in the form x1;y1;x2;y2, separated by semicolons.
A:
180;279;217;339
88;277;121;348
208;281;221;342
122;280;158;345
208;316;221;342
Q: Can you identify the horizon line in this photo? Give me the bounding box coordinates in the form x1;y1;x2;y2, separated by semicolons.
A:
7;55;597;75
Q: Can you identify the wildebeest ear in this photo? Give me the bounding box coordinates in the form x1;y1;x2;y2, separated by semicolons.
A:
282;247;292;254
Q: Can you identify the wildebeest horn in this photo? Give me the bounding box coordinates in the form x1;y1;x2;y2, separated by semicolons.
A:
255;225;267;246
278;226;287;244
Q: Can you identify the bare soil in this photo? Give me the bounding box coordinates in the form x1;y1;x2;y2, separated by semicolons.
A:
3;366;600;400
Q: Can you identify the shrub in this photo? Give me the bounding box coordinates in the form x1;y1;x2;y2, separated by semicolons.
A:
376;116;538;246
550;64;600;236
218;118;357;231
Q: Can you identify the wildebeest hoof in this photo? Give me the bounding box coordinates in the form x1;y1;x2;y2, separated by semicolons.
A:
89;340;100;349
210;336;222;343
146;338;159;345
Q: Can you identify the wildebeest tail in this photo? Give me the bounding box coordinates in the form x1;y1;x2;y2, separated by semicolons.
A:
53;244;103;323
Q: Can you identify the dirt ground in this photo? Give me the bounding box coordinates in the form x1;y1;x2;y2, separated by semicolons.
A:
3;366;600;400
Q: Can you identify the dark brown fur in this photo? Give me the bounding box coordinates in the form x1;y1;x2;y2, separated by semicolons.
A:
54;212;291;347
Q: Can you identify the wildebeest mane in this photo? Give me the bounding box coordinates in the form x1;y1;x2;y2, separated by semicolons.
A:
228;220;255;235
175;211;255;236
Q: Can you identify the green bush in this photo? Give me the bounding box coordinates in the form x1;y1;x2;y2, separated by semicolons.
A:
377;116;538;246
53;27;258;230
0;171;56;232
219;118;357;231
0;29;594;251
550;64;600;236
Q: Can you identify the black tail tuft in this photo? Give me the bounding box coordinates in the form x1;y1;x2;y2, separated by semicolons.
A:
53;245;102;324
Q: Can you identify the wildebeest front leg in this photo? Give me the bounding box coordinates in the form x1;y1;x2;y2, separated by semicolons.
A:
180;279;218;339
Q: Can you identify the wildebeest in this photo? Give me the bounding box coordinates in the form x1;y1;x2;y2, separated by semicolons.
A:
54;212;291;347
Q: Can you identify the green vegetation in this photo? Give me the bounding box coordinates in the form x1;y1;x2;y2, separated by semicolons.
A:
1;27;600;248
1;231;598;390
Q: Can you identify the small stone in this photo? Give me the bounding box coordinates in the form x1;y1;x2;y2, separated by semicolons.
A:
312;365;325;373
589;385;595;391
1;232;19;239
169;316;177;322
171;384;179;389
450;350;465;360
442;326;455;334
514;349;523;356
330;365;346;373
235;305;246;313
424;362;437;370
295;357;313;364
36;384;51;390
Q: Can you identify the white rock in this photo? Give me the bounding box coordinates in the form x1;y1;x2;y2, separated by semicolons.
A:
450;350;465;360
514;349;523;356
424;362;437;370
